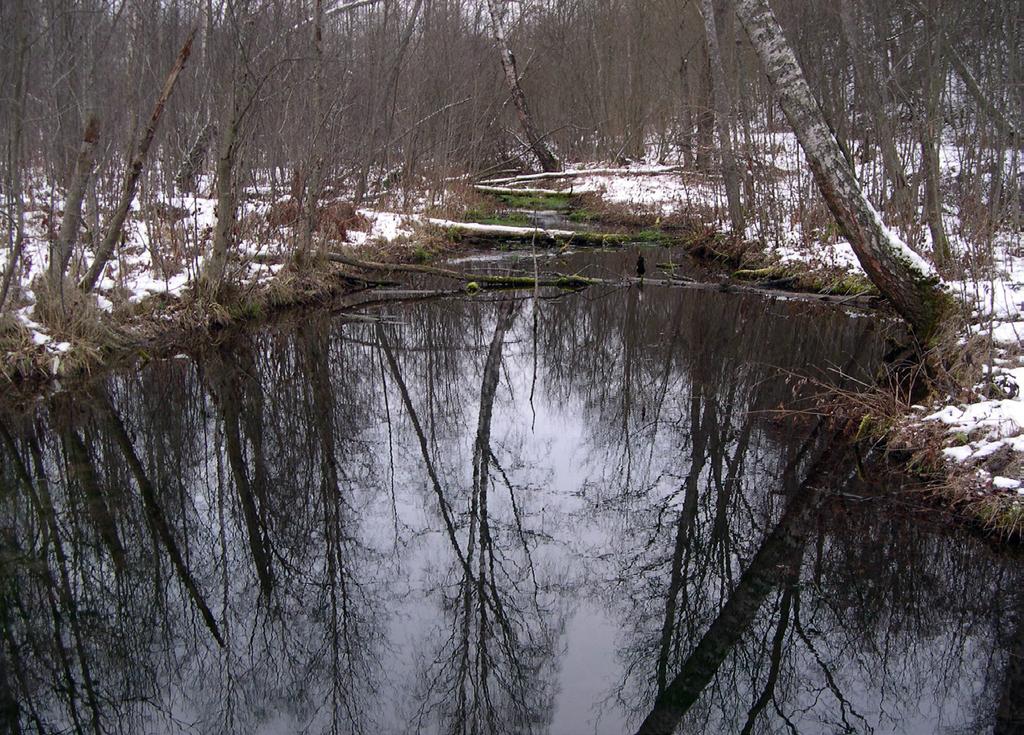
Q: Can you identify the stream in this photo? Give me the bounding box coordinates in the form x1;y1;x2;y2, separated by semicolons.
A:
1;249;1021;734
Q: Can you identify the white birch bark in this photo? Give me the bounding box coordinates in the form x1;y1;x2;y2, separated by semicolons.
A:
484;0;561;172
732;0;949;339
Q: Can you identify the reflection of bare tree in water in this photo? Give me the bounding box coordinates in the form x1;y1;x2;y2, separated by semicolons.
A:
3;285;1024;734
0;321;388;733
527;285;1022;733
204;344;276;595
92;385;226;646
996;589;1024;734
630;434;1024;735
299;319;383;731
0;419;105;733
634;438;834;735
378;300;560;734
608;406;1023;735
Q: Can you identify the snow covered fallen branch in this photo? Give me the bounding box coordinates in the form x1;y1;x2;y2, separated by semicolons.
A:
425;218;626;245
479;165;686;186
473;185;569;196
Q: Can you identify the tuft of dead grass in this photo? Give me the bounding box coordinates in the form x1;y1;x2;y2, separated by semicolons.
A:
0;312;40;383
29;277;128;375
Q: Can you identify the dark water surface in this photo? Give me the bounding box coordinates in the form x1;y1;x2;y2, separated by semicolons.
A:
2;252;1022;734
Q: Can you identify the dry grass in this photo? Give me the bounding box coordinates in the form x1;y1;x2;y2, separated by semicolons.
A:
759;323;1022;539
29;277;129;375
422;181;495;221
571;192;717;231
0;312;40;383
869;324;1024;539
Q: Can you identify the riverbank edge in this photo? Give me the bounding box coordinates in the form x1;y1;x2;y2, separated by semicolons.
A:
1;203;1016;541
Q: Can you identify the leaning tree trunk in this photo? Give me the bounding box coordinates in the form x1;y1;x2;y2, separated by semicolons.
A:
80;29;196;292
699;0;745;233
201;107;241;297
49;113;100;289
484;0;561;173
732;0;950;341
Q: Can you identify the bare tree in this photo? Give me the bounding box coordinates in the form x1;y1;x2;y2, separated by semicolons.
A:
80;28;196;292
838;0;912;220
485;0;561;172
917;5;951;267
698;0;744;232
732;0;950;340
49;113;100;289
0;0;31;311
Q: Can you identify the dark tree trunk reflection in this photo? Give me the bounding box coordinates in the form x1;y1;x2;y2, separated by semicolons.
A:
0;267;1020;733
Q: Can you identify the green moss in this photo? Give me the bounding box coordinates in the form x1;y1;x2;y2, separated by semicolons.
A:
913;279;958;346
496;276;540;287
441;227;464;243
555;275;595;288
228;298;263;320
568;209;598;223
593;233;631;245
465;281;480;294
629;229;675;246
463;209;533;227
855;414;875;441
821;274;876;296
733;266;792;281
493;192;575;210
968;496;1024;537
412;244;435;263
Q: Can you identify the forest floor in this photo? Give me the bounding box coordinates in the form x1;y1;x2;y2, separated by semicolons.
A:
2;141;1022;535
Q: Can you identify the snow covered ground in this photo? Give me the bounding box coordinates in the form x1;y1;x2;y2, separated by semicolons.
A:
0;186;419;355
569;165;723;217
915;238;1024;498
5;139;1024;510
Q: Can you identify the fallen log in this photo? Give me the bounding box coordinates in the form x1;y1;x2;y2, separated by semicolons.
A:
328;249;880;308
473;185;570;197
479;165;686;187
327;250;598;289
425;217;628;246
660;274;881;306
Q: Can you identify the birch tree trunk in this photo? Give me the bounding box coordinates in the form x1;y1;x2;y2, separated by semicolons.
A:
698;0;744;233
484;0;561;172
732;0;950;340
